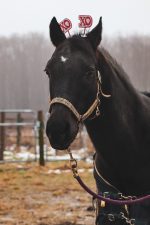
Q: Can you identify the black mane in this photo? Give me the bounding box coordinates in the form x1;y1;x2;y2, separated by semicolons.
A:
99;47;137;92
142;91;150;97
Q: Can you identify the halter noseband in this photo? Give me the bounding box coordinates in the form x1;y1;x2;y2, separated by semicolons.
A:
49;71;107;122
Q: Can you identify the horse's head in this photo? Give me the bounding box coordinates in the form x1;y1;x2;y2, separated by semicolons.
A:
45;17;102;150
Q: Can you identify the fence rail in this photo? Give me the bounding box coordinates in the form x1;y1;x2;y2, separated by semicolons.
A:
0;109;35;113
0;122;35;126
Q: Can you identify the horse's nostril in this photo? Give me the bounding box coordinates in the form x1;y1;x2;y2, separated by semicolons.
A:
48;132;66;143
46;109;79;150
46;119;69;140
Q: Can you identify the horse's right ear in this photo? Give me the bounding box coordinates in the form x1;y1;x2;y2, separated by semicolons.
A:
49;17;66;47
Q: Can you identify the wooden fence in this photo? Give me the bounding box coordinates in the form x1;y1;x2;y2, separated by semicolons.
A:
0;110;45;166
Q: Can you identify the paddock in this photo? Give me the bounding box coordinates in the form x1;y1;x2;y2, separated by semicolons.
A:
0;109;95;225
0;161;96;225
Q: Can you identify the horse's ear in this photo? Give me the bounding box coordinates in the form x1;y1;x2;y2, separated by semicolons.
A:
49;17;66;47
87;17;102;50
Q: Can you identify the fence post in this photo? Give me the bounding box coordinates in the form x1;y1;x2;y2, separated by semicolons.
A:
38;110;45;166
0;112;5;160
16;113;22;149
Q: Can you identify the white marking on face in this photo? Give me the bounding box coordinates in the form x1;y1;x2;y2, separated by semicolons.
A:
60;56;68;63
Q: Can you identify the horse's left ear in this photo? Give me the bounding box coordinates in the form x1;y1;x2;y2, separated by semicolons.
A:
49;17;66;47
87;17;102;50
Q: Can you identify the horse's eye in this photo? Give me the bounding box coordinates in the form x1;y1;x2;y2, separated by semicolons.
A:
86;70;95;78
44;69;50;77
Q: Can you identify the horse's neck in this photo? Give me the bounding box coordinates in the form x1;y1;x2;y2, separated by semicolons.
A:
97;49;138;116
85;49;150;195
85;49;139;179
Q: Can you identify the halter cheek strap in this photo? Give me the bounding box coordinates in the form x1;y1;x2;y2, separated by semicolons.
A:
49;70;110;122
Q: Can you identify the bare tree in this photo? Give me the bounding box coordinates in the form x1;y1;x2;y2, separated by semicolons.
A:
0;33;53;111
103;35;150;91
0;34;149;111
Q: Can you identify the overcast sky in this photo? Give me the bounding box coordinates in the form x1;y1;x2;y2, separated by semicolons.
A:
0;0;150;37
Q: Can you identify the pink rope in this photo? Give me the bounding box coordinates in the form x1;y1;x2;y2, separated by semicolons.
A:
76;175;150;205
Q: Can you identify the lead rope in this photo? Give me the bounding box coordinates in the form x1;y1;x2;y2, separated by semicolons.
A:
67;148;142;225
67;148;96;225
66;148;150;205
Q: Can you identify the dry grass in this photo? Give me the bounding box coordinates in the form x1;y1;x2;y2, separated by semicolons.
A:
0;161;96;225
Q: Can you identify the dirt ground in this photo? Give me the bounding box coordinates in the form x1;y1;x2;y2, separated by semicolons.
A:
0;161;97;225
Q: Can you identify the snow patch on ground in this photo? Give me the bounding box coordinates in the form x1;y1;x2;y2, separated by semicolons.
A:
3;145;91;162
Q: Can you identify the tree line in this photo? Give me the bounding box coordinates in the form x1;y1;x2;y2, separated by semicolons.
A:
0;33;149;111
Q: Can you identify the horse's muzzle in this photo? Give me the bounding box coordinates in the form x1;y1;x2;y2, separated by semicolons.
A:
46;106;78;150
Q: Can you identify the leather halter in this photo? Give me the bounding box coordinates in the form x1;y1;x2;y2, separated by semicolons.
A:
50;70;110;122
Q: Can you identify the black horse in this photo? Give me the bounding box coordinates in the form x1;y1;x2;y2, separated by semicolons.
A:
45;17;150;225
